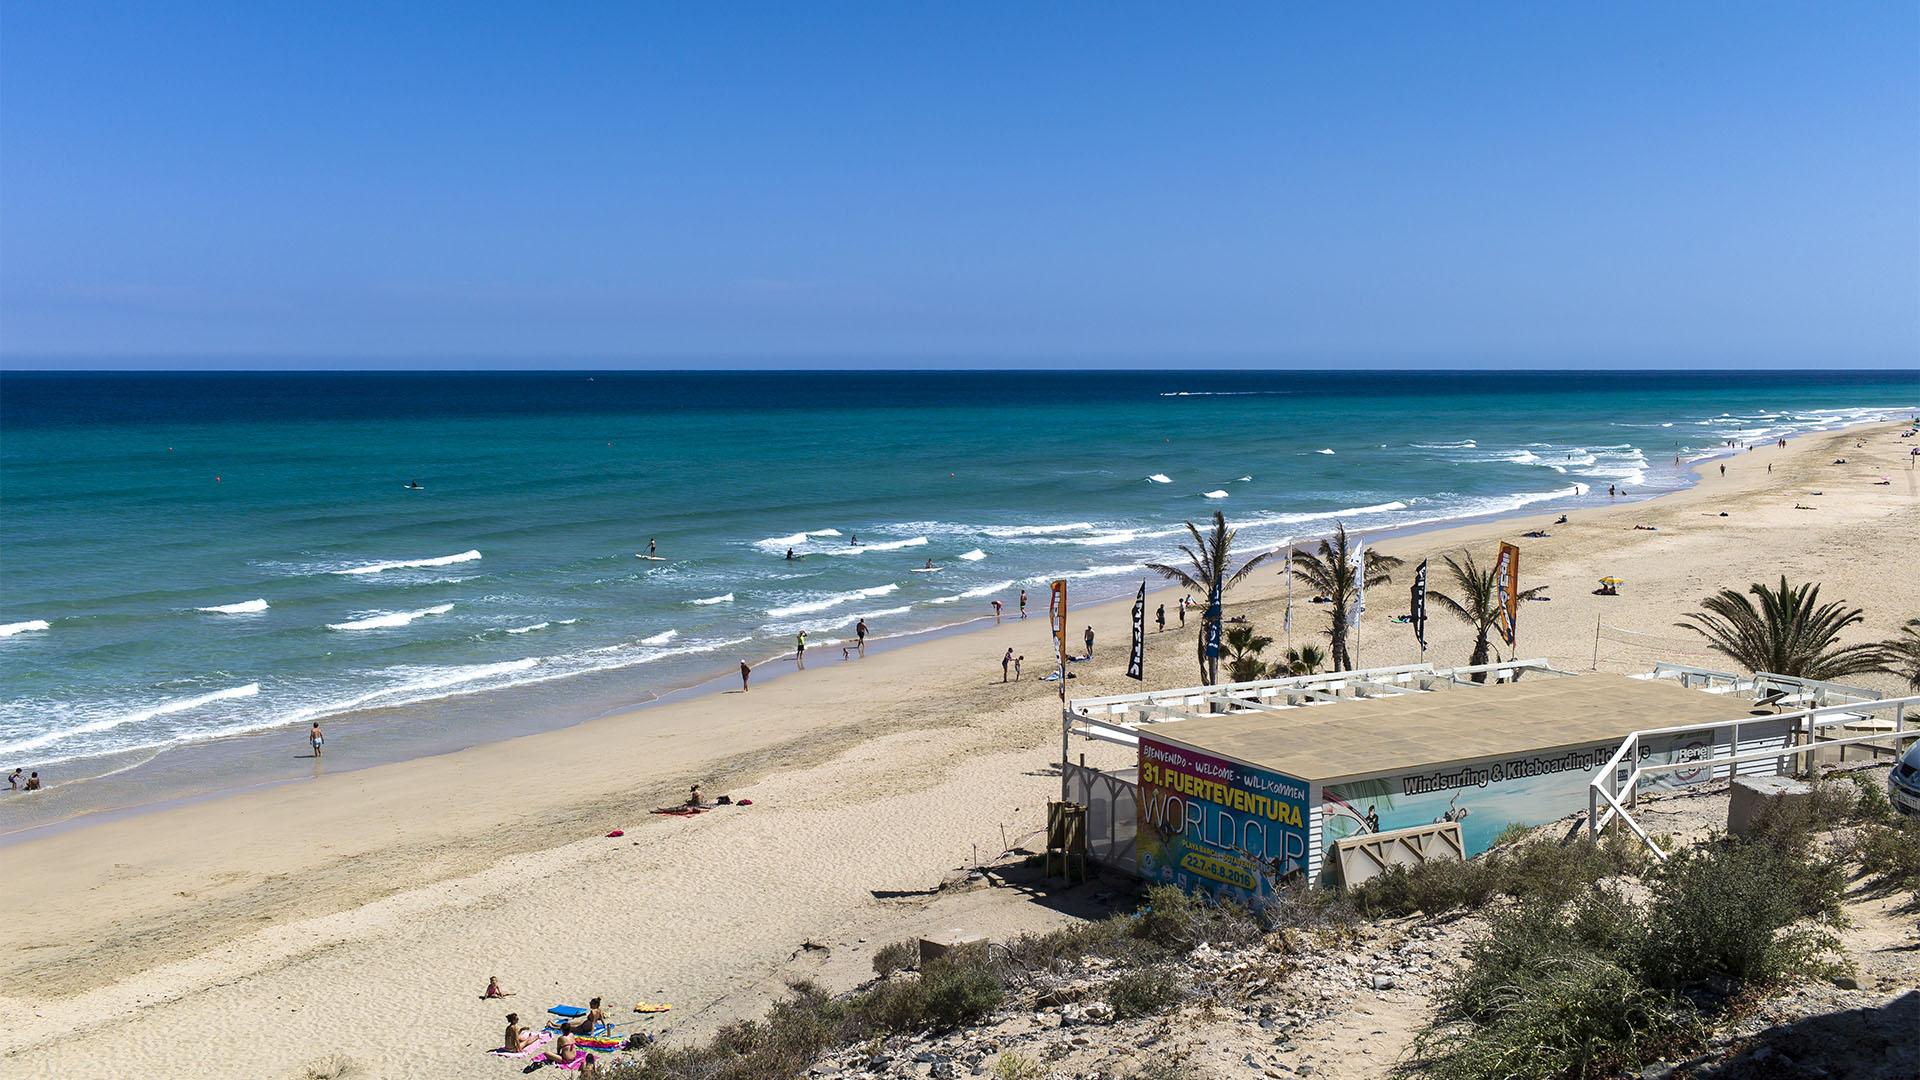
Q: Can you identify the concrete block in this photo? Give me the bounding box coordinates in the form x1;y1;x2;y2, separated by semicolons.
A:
1727;775;1812;838
919;930;988;965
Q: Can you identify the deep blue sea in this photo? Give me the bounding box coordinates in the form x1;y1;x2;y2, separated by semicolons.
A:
2;369;1914;811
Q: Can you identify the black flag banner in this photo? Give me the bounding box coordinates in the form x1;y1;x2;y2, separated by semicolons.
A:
1127;581;1146;680
1410;558;1429;652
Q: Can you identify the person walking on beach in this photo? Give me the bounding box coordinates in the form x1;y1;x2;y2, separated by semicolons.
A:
1156;604;1166;632
1719;464;1725;477
1002;648;1014;682
1178;599;1187;628
739;659;752;691
992;599;1003;621
795;631;807;670
309;722;324;758
1084;625;1094;659
855;618;868;652
1014;655;1023;679
1019;590;1028;618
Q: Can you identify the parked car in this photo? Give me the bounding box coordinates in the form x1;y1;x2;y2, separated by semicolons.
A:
1890;740;1920;817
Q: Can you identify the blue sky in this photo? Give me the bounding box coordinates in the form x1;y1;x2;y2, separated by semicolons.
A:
2;3;1914;368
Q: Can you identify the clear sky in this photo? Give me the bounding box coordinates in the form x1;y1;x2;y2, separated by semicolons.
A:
2;3;1915;368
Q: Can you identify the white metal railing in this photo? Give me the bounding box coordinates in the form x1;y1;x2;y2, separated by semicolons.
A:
1587;694;1920;859
1638;663;1882;705
1061;659;1573;772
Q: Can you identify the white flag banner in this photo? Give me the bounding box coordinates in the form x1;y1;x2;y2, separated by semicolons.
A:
1348;538;1366;628
1282;555;1292;635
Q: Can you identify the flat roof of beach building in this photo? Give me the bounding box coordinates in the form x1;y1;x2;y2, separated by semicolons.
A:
1133;672;1762;786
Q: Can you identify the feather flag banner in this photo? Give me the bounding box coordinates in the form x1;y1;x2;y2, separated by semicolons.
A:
1127;581;1146;680
1410;558;1428;652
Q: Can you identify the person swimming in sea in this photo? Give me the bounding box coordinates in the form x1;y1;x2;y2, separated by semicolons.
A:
786;547;796;559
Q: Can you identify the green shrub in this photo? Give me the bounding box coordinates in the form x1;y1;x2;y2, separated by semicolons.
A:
1492;821;1533;847
1641;836;1844;988
1000;918;1134;975
1849;818;1920;896
1844;770;1897;823
1130;884;1262;950
1496;836;1641;904
1106;964;1184;1019
1122;1062;1204;1080
871;939;918;977
1348;857;1499;918
991;1051;1045;1080
616;981;842;1080
1414;946;1698;1080
845;944;1003;1034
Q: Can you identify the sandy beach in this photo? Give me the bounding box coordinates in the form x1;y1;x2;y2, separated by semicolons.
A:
2;420;1915;1080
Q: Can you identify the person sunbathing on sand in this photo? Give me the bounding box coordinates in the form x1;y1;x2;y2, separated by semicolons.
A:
504;1013;537;1053
686;785;703;807
562;997;606;1035
545;1030;579;1064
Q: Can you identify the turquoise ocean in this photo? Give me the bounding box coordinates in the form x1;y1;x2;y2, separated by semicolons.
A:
2;369;1914;828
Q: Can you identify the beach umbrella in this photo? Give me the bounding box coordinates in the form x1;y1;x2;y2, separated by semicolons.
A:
1600;577;1624;586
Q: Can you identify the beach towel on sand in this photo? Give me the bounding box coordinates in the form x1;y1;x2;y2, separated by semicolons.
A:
488;1032;553;1059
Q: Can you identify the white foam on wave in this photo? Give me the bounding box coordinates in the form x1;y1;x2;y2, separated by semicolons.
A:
1202;490;1230;499
1146;474;1173;484
691;593;734;605
816;536;928;554
1317;449;1336;455
280;659;542;728
642;630;679;645
1412;440;1478;449
982;523;1091;537
1235;476;1252;482
1058;564;1147;581
506;622;550;634
197;599;269;614
0;620;51;637
1505;450;1542;464
958;549;986;561
754;529;842;551
0;683;261;757
1250;501;1409;527
327;603;454;631
960;580;1017;598
332;550;481;575
1053;531;1139;546
766;583;899;617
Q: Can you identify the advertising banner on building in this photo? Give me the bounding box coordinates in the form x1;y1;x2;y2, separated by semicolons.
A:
1137;735;1310;905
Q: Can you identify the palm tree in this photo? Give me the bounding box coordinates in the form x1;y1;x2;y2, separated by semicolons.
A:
1876;618;1920;692
1675;577;1888;680
1145;511;1281;684
1275;643;1328;676
1223;624;1273;683
1428;550;1548;682
1288;522;1402;672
